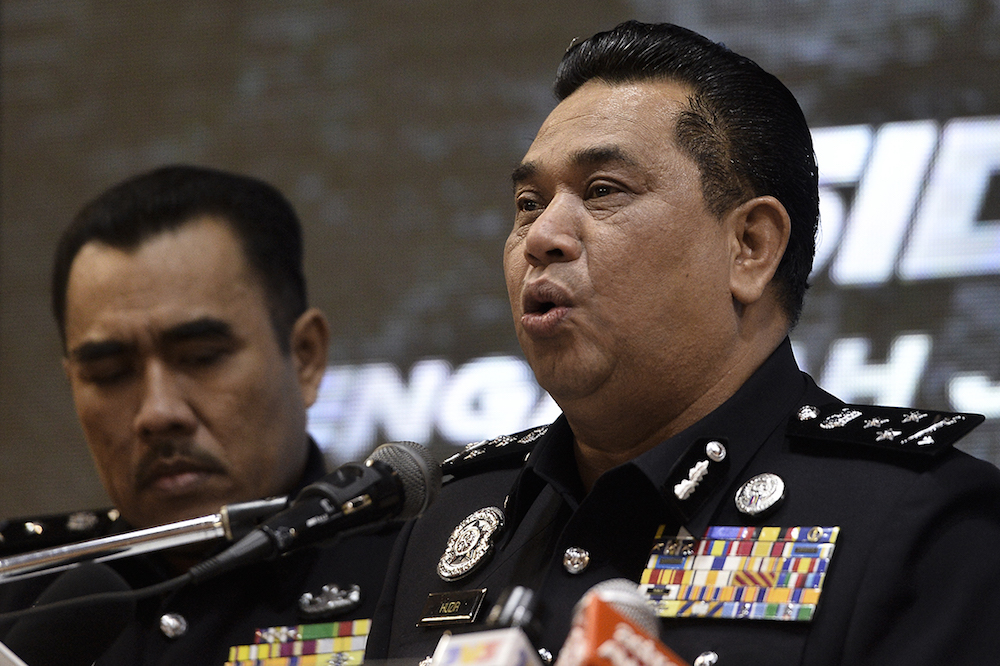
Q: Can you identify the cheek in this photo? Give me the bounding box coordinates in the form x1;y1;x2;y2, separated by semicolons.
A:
72;386;133;453
503;246;526;307
215;357;304;466
78;416;135;500
601;242;720;334
72;396;143;506
503;237;520;271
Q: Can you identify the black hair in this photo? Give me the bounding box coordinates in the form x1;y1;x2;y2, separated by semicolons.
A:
555;21;819;325
52;165;307;352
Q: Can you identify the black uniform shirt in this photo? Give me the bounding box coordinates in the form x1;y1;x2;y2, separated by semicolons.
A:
368;340;1000;665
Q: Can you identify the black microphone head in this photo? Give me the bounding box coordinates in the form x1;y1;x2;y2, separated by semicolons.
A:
366;441;441;519
575;578;659;638
4;562;135;666
486;585;541;641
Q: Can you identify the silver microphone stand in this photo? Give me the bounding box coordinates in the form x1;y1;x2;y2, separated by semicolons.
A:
0;496;287;584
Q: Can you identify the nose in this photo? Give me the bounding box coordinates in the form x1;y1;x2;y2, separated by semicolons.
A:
522;193;583;267
133;360;197;440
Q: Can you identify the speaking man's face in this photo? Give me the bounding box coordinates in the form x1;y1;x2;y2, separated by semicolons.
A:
506;79;742;420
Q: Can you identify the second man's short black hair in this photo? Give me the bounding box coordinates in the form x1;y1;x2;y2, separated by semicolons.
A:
52;165;308;352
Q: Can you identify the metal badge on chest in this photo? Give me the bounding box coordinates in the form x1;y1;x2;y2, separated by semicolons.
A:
437;506;505;582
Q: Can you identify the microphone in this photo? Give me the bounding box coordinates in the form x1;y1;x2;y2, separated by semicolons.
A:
2;562;135;666
555;579;687;666
189;441;440;582
572;579;659;637
429;626;543;666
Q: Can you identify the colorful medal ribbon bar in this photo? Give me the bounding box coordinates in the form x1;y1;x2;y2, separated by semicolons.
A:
640;525;839;622
225;619;370;665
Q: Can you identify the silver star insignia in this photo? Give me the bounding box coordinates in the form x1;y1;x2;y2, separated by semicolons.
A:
902;411;928;423
875;429;903;442
863;418;889;429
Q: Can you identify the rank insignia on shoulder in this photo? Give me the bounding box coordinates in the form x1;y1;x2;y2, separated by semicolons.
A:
441;425;549;481
788;403;984;457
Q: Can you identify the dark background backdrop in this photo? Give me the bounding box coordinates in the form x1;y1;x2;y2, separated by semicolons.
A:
4;1;1000;517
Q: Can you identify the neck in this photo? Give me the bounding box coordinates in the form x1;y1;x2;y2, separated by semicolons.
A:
566;327;788;492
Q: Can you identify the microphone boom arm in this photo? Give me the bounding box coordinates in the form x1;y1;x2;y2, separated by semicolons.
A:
0;496;288;584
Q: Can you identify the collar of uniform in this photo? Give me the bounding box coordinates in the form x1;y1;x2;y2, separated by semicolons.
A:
295;437;330;491
631;338;808;537
503;339;807;541
530;415;588;506
500;415;580;543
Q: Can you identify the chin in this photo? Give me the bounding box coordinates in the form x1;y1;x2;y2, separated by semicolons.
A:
136;496;224;528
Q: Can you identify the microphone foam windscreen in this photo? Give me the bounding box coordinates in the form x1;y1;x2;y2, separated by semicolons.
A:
367;441;442;518
4;562;135;666
579;578;659;638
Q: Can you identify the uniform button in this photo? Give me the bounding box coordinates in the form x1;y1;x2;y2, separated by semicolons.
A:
562;547;590;574
537;647;553;664
159;612;188;639
705;440;727;462
797;405;820;420
693;651;719;666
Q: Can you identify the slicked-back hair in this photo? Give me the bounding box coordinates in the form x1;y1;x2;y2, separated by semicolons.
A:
554;21;819;326
52;165;307;353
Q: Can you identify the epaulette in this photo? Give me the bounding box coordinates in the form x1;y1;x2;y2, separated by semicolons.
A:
787;402;984;458
441;425;550;481
0;507;120;557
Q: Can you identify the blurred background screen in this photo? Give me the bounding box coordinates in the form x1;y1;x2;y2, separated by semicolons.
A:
3;1;1000;517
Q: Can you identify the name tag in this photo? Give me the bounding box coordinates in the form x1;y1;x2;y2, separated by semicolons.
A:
418;589;488;626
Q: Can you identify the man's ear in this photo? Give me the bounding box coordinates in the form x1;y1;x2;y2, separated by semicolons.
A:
289;307;330;408
727;195;791;306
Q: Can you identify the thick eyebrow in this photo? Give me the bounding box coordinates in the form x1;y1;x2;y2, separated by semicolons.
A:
69;340;132;363
512;145;640;188
511;161;539;188
68;317;233;362
159;317;233;345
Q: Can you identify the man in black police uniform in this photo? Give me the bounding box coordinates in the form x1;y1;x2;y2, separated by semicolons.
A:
366;21;1000;665
0;166;398;664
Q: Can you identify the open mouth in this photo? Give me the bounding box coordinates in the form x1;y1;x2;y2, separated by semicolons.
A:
523;281;571;313
521;282;572;335
525;297;559;315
